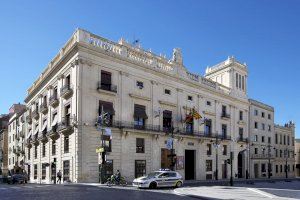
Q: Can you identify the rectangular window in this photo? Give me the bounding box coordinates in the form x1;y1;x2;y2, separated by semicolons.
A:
262;123;265;130
28;148;31;160
188;95;193;101
135;160;146;178
34;164;37;179
268;137;271;144
276;149;278;157
239;111;243;121
134;104;147;129
105;160;114;178
284;135;286;145
221;105;227;117
254;122;258;129
42;164;46;180
52;140;56;155
63;160;70;182
136;138;145;153
261;164;266;172
207;144;212;155
287;136;290;145
64;136;69;153
254;135;258;142
239;128;243;139
42;143;46;157
101;70;112;91
163;110;172;131
164;89;171;95
236;73;238;88
280;135;282;144
254;110;258;116
254;148;258;154
268;114;271;120
239;74;241;89
280;165;282;172
261;112;265;118
136;81;144;89
262;136;265;143
222;145;227;155
242;76;245;90
268;125;271;132
206;160;212;171
205;119;212;135
221;124;227;138
276;165;278;173
206;101;211;106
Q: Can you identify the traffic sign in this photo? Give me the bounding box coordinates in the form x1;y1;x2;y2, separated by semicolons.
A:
96;147;104;153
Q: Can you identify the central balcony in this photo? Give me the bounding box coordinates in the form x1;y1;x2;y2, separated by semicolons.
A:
97;82;117;93
49;95;59;107
32;109;39;120
40;103;48;114
60;84;73;99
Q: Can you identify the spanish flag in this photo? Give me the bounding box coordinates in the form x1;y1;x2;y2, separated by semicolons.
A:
192;108;202;120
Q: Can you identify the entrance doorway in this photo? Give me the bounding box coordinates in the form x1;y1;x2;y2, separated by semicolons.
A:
185;150;195;180
161;148;172;169
237;152;244;178
254;164;259;178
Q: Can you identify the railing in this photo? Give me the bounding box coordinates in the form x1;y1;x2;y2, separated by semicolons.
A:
39;103;48;113
60;84;73;98
221;113;230;118
97;82;117;93
237;136;248;143
32;109;39;119
201;77;217;89
26;115;32;124
57;117;72;131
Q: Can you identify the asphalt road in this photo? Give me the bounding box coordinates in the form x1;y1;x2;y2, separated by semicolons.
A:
0;184;197;200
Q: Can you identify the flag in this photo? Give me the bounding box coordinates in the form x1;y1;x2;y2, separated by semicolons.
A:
192;108;202;120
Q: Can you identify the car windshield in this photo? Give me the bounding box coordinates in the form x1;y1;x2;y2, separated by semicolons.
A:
146;172;161;178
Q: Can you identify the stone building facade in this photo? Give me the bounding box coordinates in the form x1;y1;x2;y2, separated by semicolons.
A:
0;114;9;175
295;139;300;177
5;28;295;183
20;29;251;183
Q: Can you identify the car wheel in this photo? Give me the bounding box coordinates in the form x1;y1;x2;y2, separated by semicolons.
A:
149;182;157;189
175;181;182;188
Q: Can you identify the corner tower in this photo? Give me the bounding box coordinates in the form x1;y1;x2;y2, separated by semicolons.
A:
204;56;248;99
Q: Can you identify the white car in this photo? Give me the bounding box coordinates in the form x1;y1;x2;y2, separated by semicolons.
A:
132;169;183;189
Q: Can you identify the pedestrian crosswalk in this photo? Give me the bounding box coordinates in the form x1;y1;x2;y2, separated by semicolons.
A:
0;184;53;191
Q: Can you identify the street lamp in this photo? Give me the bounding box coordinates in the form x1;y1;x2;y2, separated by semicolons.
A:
165;122;179;171
211;134;221;181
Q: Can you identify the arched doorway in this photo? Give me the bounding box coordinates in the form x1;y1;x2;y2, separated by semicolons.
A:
237;151;245;178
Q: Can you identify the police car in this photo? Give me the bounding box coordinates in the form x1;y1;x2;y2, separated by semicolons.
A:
132;169;183;189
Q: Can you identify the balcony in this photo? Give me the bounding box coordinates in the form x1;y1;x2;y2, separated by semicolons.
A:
57;117;73;135
49;95;59;107
32;109;39;120
218;134;232;141
60;84;73;99
237;136;248;143
47;125;59;140
20;116;25;123
97;82;117;93
39;103;48;114
25;138;32;148
26;115;32;124
221;112;230;119
32;134;39;145
38;130;48;143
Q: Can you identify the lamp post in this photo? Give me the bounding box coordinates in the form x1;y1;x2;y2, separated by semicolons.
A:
166;122;178;171
212;134;221;181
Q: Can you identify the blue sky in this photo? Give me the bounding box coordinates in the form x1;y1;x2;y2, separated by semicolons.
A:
0;0;299;137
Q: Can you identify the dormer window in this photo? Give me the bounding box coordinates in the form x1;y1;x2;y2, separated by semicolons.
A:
136;81;144;89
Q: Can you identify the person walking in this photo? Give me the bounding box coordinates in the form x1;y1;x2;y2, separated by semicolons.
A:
57;170;62;184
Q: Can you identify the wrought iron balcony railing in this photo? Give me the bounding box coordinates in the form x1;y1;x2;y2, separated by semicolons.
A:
97;82;117;93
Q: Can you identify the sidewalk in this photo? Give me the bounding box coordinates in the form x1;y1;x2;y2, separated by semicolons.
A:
174;186;298;200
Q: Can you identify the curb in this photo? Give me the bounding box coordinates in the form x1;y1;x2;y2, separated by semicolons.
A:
174;189;217;200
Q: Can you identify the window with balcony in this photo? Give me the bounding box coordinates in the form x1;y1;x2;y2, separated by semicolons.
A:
136;138;145;153
98;101;115;126
262;123;265;130
163;110;172;132
221;124;227;138
100;70;112;91
186;119;193;134
134;104;147;129
205;119;212;136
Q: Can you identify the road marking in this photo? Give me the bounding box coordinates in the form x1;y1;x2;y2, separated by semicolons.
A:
247;188;277;199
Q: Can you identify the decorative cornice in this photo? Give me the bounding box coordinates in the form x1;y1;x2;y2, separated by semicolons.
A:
129;93;151;101
158;100;177;107
203;111;216;116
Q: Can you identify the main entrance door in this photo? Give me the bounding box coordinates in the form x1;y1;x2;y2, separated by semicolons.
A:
237;152;244;178
185;150;195;180
254;164;259;178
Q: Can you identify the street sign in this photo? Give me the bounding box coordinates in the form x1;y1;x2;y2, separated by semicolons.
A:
96;147;104;153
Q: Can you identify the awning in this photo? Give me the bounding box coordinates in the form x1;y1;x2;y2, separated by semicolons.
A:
134;104;148;119
163;110;172;119
99;101;115;115
52;114;58;126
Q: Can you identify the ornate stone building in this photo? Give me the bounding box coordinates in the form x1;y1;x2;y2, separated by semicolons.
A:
8;28;294;183
0;114;9;176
